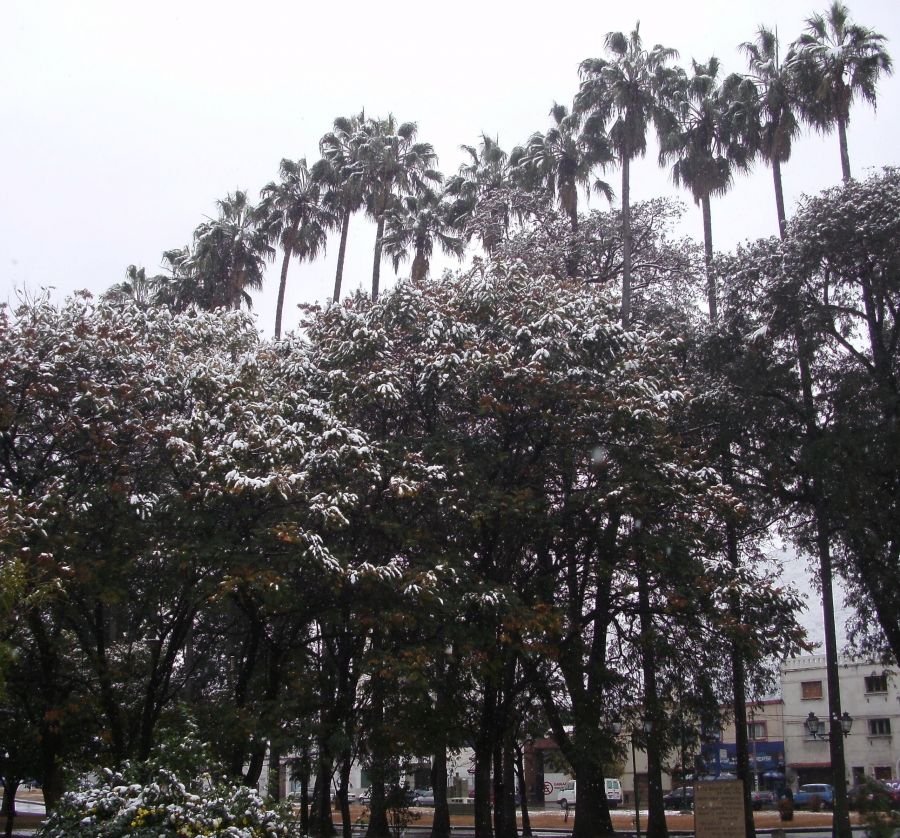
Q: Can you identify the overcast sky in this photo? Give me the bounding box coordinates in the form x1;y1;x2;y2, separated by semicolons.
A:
3;0;894;648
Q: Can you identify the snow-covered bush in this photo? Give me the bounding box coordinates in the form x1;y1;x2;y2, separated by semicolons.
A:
38;766;292;838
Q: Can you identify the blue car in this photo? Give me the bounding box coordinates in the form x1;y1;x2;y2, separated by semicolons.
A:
793;784;834;809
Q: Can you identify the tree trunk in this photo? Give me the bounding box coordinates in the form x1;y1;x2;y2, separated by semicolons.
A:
473;684;496;838
493;733;518;838
515;746;531;838
311;742;336;837
245;740;268;789
333;207;352;304
492;740;505;838
772;158;787;240
90;602;126;762
430;743;451;838
268;742;282;802
372;213;386;301
299;749;311;835
28;614;65;812
338;750;352;838
571;759;616;838
637;567;668;838
2;779;18;838
274;223;298;339
620;155;632;327
364;675;390;838
701;193;717;323
837;117;851;182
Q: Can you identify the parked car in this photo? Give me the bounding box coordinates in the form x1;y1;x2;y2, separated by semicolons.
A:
662;786;694;810
793;783;834;809
604;779;624;809
466;788;522;803
555;779;623;810
412;789;435;806
750;790;776;810
849;780;900;810
879;781;900;809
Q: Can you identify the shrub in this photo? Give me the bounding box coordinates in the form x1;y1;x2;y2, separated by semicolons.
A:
37;766;292;838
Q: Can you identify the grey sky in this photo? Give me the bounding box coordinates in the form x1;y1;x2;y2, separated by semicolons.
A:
2;0;893;648
3;1;897;329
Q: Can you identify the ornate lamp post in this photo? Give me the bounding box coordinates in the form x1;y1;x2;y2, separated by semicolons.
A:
804;711;853;740
624;716;652;838
611;714;655;838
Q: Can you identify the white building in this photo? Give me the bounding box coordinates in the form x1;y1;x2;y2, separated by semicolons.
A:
781;656;899;787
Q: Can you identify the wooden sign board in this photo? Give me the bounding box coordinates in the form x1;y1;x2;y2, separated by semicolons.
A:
694;780;746;838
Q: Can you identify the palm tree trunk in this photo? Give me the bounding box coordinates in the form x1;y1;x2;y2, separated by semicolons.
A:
411;248;428;282
726;517;757;838
620;156;632;327
372;214;386;301
566;196;580;278
701;194;717;322
772;158;787;239
333;207;352;304
795;327;853;838
837;117;851;182
274;226;297;339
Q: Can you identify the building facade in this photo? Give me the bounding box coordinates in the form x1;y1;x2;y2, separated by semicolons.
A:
781;656;899;787
699;699;786;790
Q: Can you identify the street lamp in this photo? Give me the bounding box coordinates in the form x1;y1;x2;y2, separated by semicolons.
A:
609;716;650;838
626;716;652;838
804;711;853;740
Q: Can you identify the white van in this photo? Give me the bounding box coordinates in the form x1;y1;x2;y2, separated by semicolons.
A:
555;779;623;809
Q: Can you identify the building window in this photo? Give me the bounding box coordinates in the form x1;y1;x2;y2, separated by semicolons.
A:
801;680;823;700
874;766;893;781
868;718;892;737
747;721;767;741
865;673;888;693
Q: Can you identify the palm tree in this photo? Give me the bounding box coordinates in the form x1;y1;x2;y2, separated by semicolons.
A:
381;186;466;282
260;158;336;338
445;134;512;255
103;265;160;306
149;247;196;311
514;103;614;234
740;27;801;237
356;115;442;300
574;24;679;326
659;58;755;322
790;1;893;181
189;190;273;310
316;113;368;304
